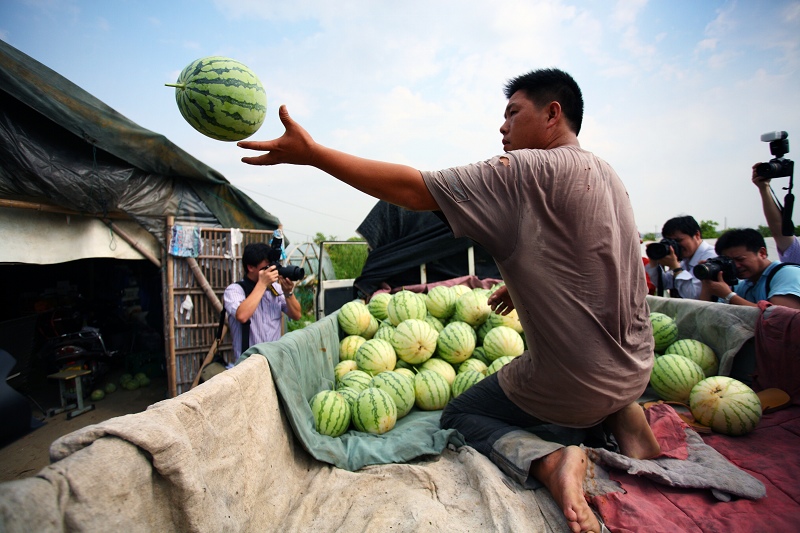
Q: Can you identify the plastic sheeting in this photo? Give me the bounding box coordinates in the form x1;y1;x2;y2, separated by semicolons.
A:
0;39;280;246
354;201;501;296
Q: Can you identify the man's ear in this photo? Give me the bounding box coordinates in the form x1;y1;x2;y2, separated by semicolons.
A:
547;101;562;124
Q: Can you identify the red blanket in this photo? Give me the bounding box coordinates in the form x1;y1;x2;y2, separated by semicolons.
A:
592;405;800;532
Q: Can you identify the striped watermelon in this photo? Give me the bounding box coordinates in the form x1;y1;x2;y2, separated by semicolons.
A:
362;316;379;340
650;312;678;352
367;292;392;321
451;284;472;299
338;301;372;336
419;357;457;386
370;372;416;418
373;321;395;343
471;346;490;365
458;358;488;375
414;370;451;410
453;290;491;327
425;285;457;319
336;387;361;408
394;368;416;381
483;326;525;361
355;339;397;376
334;360;359;382
487;308;523;333
167;56;266;141
337;369;373;393
309;390;351;437
424;314;445;333
352;387;397;434
339;335;367;361
452;370;484;398
391;319;438;365
476;320;494;345
689;376;762;436
436;321;476;364
486;355;515;375
665;339;719;377
649;353;705;403
387;290;427;326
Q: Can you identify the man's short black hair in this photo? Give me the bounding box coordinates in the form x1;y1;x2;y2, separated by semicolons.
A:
242;242;271;269
715;228;767;255
503;68;584;135
662;216;702;238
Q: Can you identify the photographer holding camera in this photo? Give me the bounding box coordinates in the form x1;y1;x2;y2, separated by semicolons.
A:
223;239;302;359
698;228;800;310
753;170;800;263
644;215;717;299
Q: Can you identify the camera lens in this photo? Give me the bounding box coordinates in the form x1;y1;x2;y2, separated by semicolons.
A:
277;264;305;281
646;243;668;260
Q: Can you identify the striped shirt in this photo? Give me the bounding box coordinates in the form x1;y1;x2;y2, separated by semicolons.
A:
223;281;288;358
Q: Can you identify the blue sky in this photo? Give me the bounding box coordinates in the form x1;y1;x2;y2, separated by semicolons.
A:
2;0;799;243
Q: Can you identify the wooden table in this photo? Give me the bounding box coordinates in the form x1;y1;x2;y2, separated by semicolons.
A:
47;368;95;420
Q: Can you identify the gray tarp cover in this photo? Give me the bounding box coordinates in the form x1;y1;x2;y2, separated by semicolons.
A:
0;39;280;242
645;295;760;376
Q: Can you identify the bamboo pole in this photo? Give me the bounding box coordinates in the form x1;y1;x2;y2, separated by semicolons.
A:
165;216;178;398
185;257;223;313
0;198;128;218
103;219;162;267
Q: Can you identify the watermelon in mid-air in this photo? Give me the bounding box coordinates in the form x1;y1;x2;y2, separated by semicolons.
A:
167;56;267;141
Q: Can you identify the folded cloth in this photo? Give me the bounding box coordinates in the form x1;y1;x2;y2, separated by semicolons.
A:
585;403;765;502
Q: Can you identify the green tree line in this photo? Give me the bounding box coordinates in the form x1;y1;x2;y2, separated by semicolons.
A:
642;220;799;241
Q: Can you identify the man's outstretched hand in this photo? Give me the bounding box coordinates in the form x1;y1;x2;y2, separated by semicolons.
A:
238;105;316;166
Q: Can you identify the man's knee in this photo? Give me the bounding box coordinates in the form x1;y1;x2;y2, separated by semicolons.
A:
440;400;460;429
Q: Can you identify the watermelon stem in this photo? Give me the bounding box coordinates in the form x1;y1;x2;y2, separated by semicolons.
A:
164;83;185;89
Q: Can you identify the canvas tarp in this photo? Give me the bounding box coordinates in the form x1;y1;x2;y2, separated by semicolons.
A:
0;39;280;248
0;316;575;533
0;306;784;533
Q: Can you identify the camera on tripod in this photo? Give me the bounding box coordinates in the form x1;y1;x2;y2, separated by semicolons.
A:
645;238;681;261
693;256;738;287
263;229;305;281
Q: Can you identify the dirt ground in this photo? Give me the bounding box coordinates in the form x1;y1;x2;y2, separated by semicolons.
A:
0;371;168;483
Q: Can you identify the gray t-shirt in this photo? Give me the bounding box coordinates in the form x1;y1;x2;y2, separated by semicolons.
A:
421;146;653;427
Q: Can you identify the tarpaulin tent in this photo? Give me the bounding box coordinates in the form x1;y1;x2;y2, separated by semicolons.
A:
354;201;501;297
0;38;279;253
0;39;281;396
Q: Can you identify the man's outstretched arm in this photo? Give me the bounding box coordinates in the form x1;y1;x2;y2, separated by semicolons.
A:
239;105;439;212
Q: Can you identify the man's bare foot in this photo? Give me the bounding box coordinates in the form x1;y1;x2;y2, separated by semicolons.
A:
530;446;601;533
605;402;661;459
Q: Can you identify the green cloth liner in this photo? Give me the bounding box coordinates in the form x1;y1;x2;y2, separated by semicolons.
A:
239;313;464;471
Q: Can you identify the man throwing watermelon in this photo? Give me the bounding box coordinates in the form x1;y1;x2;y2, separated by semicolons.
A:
239;68;660;533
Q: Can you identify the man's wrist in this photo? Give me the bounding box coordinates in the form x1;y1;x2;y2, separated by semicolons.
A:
724;291;737;304
671;266;683;275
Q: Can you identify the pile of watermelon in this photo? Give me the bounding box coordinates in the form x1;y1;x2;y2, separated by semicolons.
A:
647;312;762;435
309;285;526;437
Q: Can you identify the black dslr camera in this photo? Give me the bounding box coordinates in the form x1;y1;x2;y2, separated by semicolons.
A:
263;230;305;281
693;256;738;286
645;238;681;261
755;131;794;236
756;131;793;179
